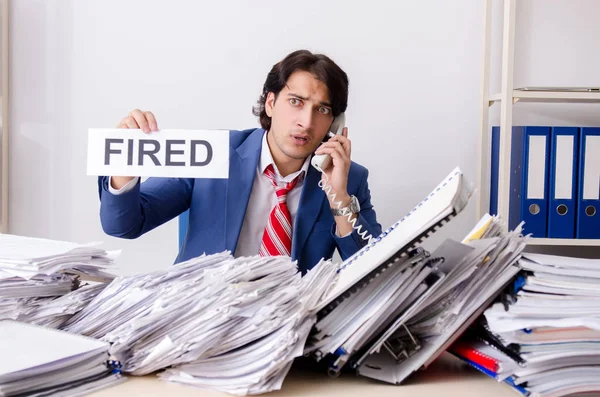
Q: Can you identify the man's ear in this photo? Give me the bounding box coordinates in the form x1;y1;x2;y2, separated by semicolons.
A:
265;92;275;117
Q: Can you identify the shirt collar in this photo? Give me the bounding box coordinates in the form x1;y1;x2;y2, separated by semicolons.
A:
260;131;310;184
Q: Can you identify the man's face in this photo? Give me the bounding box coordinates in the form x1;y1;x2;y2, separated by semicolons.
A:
265;70;334;162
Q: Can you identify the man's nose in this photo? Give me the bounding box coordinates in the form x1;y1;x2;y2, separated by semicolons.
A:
297;107;314;130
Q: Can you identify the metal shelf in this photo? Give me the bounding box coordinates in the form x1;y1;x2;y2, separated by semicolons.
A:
527;238;600;247
488;90;600;105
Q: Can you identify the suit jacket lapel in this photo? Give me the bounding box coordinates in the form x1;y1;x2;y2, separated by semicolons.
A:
292;165;326;261
225;129;264;253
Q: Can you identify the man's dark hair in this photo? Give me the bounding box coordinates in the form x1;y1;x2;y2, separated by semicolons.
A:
252;50;349;131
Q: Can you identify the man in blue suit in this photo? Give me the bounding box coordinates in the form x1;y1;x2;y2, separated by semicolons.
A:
98;50;381;274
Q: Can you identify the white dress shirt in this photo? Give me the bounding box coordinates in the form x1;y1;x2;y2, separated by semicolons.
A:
108;131;311;257
234;133;310;257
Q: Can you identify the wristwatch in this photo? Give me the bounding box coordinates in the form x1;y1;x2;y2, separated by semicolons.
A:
331;195;360;216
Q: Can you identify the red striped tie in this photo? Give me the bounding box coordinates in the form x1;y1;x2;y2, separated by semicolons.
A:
259;164;301;257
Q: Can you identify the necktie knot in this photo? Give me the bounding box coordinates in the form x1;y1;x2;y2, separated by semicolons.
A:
264;165;301;204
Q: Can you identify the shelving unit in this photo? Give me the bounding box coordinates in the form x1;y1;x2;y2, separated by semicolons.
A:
0;0;7;234
476;0;600;246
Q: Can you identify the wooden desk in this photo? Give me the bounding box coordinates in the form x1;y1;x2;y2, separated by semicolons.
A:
89;354;516;397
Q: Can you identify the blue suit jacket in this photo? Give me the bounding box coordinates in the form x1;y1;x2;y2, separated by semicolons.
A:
98;128;382;274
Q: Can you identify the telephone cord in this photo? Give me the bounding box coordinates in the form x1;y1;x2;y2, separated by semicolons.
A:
317;172;374;246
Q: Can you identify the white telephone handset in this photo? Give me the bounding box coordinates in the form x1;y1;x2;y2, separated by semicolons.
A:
311;113;346;173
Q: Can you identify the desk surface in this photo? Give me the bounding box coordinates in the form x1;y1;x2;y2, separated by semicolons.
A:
89;354;516;397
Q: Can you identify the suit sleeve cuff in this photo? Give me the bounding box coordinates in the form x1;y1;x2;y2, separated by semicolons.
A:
331;214;372;255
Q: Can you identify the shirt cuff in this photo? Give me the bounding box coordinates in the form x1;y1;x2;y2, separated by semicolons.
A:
108;177;140;195
335;225;353;238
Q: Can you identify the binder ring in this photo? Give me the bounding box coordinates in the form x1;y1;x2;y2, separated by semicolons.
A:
528;203;540;215
556;204;568;216
585;205;596;217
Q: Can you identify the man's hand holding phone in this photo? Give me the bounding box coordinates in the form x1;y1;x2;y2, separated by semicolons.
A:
314;126;353;207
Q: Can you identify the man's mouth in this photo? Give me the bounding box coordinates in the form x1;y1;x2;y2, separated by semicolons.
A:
292;135;311;145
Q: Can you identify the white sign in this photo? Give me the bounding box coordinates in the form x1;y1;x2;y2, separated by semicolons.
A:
87;129;230;179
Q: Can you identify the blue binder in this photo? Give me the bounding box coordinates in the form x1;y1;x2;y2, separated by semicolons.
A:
547;127;579;238
576;127;600;239
508;126;551;237
489;126;500;216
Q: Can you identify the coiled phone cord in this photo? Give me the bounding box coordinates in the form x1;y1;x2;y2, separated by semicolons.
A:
317;171;374;246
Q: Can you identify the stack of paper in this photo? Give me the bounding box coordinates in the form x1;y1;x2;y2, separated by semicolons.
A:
0;319;125;396
454;252;600;397
304;247;445;374
297;168;530;383
407;216;527;339
17;284;108;328
62;251;337;395
0;234;118;327
296;168;477;379
348;214;528;384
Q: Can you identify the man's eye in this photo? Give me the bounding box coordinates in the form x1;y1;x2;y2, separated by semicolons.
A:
319;107;331;115
289;98;301;106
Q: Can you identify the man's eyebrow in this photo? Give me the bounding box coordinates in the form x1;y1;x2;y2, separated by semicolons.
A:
287;92;332;107
287;92;308;100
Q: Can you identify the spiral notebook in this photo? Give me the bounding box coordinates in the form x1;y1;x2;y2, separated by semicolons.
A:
316;166;472;313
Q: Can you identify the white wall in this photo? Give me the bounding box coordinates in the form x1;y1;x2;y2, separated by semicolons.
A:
9;1;600;275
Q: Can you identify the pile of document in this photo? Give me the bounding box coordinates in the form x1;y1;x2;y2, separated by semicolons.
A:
63;252;337;395
450;252;600;397
296;166;537;389
306;208;528;384
408;214;526;340
359;214;526;381
299;167;526;385
16;283;109;328
0;233;117;328
305;246;445;375
0;319;125;396
302;167;472;375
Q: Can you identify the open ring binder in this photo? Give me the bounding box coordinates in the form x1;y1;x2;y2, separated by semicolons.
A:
382;324;421;364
